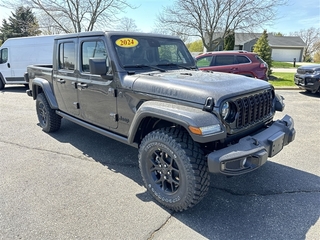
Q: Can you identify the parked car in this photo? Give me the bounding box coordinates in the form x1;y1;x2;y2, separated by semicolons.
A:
294;64;320;93
195;51;268;80
0;35;55;90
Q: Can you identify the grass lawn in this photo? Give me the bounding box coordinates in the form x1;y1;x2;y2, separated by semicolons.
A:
269;72;295;87
272;61;300;68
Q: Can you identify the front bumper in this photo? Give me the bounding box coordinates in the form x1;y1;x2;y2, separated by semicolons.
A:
294;74;320;93
207;115;295;176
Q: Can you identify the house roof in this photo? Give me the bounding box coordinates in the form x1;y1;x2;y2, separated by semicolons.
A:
268;35;306;47
212;32;306;47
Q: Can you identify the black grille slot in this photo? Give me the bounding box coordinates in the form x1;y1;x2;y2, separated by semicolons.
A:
234;90;273;128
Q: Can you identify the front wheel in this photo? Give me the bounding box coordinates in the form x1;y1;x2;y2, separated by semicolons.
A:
138;128;210;211
36;93;61;132
0;79;4;90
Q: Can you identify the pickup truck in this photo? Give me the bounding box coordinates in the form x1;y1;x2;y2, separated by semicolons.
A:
25;31;296;211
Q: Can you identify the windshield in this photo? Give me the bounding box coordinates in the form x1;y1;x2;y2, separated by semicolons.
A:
111;35;195;70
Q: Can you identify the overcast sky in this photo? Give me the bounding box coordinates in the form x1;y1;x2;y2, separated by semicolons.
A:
0;0;319;35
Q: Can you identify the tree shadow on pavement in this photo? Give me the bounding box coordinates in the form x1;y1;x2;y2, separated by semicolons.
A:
50;119;320;240
173;163;320;240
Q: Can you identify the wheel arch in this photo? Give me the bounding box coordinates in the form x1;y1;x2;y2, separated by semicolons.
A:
31;78;59;109
128;101;226;145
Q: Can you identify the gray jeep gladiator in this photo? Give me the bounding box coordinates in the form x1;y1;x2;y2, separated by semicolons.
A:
25;31;295;211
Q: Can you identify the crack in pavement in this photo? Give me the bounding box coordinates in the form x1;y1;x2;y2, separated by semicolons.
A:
148;212;174;240
212;186;320;196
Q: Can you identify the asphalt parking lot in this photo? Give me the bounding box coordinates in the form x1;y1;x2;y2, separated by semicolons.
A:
0;86;319;240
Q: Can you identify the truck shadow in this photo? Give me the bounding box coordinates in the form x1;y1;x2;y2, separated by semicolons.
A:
299;90;320;98
50;119;320;240
0;85;28;93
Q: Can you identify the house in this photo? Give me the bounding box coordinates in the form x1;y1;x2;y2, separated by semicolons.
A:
206;33;306;62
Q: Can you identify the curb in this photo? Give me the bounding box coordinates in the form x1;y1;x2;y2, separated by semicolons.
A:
274;87;299;90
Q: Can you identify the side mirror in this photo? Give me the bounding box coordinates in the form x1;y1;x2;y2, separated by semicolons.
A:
89;58;113;80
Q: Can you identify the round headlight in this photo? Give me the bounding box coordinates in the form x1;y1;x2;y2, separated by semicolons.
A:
221;102;230;119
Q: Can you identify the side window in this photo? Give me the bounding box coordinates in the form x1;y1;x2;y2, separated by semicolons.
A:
214;55;235;66
81;40;106;72
0;48;8;64
236;56;250;64
196;56;213;67
59;42;75;70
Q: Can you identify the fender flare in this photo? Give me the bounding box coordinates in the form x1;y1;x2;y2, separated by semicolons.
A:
32;78;59;109
128;101;226;144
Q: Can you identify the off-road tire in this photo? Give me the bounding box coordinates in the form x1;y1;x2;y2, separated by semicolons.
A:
139;127;210;211
36;93;61;132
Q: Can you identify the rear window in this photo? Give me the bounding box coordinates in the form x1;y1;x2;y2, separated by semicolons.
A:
255;55;265;63
236;56;250;64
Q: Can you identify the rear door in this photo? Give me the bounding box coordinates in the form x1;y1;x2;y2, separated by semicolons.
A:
211;55;239;74
77;37;118;129
53;40;79;116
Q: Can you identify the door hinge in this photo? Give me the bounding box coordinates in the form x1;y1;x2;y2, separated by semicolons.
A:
73;102;80;109
110;113;118;122
108;88;117;97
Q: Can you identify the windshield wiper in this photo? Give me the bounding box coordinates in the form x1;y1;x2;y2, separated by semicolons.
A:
123;64;166;72
156;62;196;70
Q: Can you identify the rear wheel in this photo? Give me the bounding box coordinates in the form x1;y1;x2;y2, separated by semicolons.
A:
36;93;61;132
138;127;210;211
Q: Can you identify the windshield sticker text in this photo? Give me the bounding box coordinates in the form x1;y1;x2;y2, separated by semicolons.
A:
115;38;139;48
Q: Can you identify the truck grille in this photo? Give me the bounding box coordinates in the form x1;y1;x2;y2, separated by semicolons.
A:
233;90;273;128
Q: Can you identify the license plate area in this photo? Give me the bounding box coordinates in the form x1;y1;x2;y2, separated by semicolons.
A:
268;131;285;157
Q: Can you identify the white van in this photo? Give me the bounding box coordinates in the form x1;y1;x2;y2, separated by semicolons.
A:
0;35;55;90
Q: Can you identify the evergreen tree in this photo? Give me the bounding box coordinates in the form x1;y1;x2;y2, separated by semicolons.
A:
253;30;272;76
224;30;235;50
0;6;41;42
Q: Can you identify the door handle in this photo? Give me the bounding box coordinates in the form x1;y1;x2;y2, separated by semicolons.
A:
57;79;66;83
77;83;88;89
7;63;10;68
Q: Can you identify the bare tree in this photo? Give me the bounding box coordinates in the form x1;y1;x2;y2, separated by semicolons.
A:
1;0;135;33
156;0;287;51
290;27;320;61
116;17;139;32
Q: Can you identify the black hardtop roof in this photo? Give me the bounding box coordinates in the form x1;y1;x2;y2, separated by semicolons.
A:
54;31;180;40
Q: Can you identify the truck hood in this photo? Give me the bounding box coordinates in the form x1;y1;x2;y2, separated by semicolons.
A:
129;70;272;106
297;64;320;71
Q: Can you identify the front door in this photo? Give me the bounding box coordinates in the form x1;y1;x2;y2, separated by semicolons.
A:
53;40;79;116
77;38;118;129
